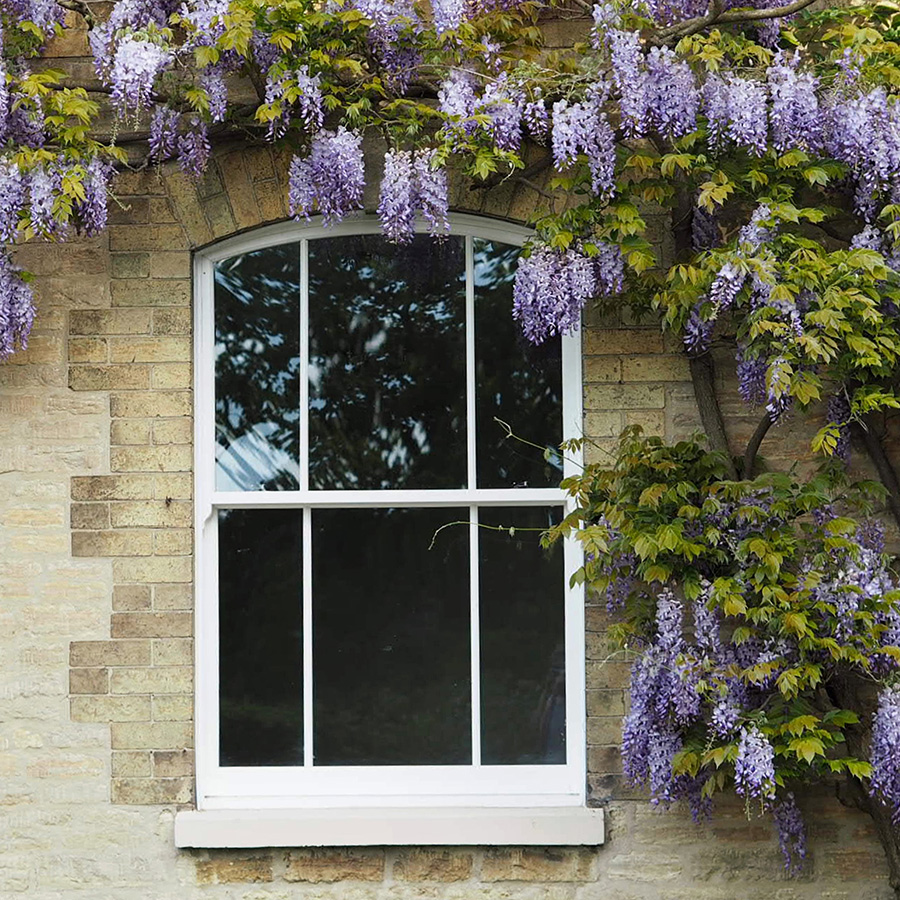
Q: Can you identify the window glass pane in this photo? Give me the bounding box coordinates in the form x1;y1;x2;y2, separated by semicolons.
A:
312;507;470;765
474;239;563;489
215;245;301;491
308;235;467;490
479;506;566;765
219;508;303;766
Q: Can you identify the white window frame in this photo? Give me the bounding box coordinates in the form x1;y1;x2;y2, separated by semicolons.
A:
181;213;602;846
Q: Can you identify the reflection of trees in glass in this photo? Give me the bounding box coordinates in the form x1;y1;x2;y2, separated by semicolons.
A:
215;245;301;491
219;508;303;766
308;235;467;490
474;239;562;489
312;507;471;765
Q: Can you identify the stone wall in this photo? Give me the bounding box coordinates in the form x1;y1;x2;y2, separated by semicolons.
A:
0;12;895;897
0;140;892;898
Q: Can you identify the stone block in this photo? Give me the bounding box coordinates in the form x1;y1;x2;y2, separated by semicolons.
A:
284;849;385;883
109;225;188;252
584;329;664;356
71;475;156;501
110;419;152;445
110;666;192;695
110;391;191;418
110;721;193;750
113;555;193;584
111;750;152;777
152;695;193;721
152;638;193;667
70;640;152;667
113;585;152;611
68;337;109;363
152;308;191;335
110;445;192;473
110;280;191;308
70;502;110;530
69;365;150;391
481;848;595;882
154;584;193;610
71;530;154;557
110;612;193;639
70;695;152;723
111;776;193;805
584;384;665;410
393;849;474;882
152;418;192;445
110;500;192;529
69;668;109;695
195;856;274;884
108;336;191;363
69;308;152;335
153;749;194;777
151;363;192;390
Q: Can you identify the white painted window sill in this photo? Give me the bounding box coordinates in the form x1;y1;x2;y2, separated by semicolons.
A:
174;807;605;848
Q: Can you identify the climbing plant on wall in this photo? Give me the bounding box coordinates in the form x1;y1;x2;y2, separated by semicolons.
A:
3;0;900;888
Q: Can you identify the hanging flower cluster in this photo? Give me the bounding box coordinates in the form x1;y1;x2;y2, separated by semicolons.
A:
554;430;900;874
512;242;624;343
377;148;450;242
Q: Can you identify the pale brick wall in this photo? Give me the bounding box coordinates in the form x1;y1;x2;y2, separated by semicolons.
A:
0;15;894;897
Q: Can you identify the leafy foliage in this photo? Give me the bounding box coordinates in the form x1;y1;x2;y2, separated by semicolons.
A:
549;427;900;869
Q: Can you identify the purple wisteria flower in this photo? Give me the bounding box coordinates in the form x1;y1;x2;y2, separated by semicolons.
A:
683;303;713;356
768;53;820;153
773;793;807;875
513;241;622;343
479;77;523;151
77;158;111;236
734;726;776;799
870;685;900;822
438;70;477;125
177;117;210;179
289;127;365;227
693;587;721;657
523;96;549;142
29;166;59;235
851;224;884;252
736;347;768;408
377;148;450;243
431;0;465;32
201;64;228;122
0;163;25;243
608;29;649;137
709;262;745;312
645;45;698;139
710;690;742;739
551;85;616;198
726;77;768;155
149;106;180;160
413;149;450;239
109;36;172;114
0;250;36;361
265;66;324;140
378;149;415;242
765;355;792;423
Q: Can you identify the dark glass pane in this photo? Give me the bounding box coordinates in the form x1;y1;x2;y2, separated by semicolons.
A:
313;507;470;765
474;239;563;489
479;507;566;764
215;245;301;491
219;508;303;766
308;235;467;490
